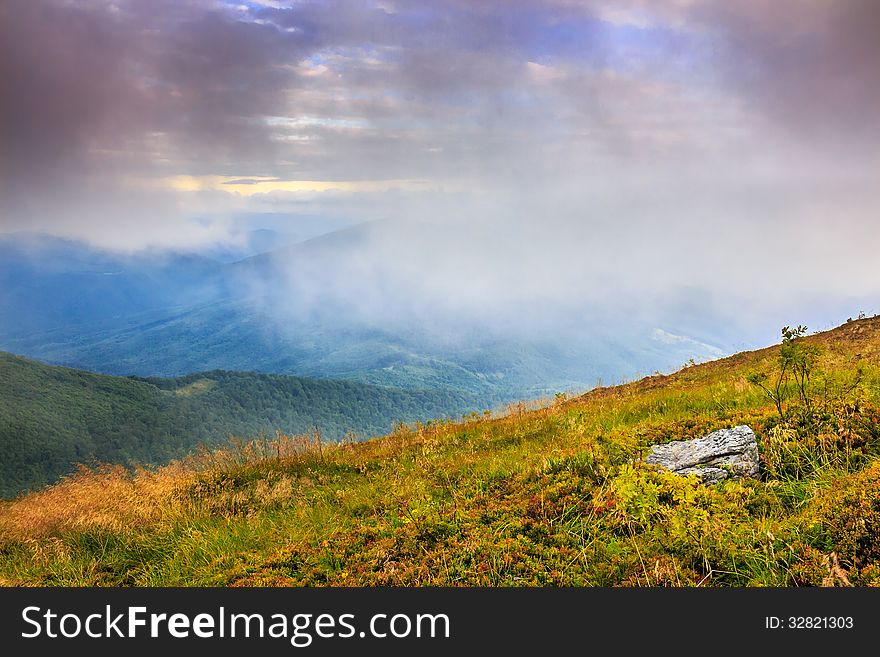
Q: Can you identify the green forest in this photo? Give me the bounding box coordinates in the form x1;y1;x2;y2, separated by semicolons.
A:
0;352;477;497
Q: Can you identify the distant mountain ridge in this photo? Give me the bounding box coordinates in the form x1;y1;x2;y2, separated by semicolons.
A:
0;226;728;400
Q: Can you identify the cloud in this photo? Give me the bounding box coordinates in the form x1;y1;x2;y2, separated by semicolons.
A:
0;0;308;247
0;0;877;339
0;0;718;201
685;0;880;151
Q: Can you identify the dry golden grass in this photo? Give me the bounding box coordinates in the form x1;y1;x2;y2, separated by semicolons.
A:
0;431;334;544
0;463;191;542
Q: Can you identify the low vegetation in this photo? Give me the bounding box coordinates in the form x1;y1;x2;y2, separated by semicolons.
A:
1;317;879;586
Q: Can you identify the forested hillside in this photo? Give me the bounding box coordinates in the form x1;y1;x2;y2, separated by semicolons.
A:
0;352;476;497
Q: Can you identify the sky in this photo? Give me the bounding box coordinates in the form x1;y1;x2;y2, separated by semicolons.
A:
1;0;879;346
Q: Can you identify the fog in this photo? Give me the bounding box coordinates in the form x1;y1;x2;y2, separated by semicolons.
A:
2;0;879;360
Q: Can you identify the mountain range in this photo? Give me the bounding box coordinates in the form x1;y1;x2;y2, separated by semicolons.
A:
0;225;727;403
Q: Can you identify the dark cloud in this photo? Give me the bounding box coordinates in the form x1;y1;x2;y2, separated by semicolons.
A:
0;0;147;208
686;0;880;149
3;0;878;188
0;0;710;212
0;0;313;243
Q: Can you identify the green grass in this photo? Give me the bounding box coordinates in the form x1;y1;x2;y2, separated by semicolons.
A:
1;317;880;586
172;379;217;397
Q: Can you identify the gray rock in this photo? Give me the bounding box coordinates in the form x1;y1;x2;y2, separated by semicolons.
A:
645;425;760;483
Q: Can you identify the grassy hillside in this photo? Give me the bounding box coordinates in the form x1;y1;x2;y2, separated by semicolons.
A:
0;352;476;497
1;318;879;586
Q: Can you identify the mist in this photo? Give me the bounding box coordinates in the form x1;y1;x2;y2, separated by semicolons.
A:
2;0;879;379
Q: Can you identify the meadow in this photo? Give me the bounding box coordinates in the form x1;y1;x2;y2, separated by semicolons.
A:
2;317;879;587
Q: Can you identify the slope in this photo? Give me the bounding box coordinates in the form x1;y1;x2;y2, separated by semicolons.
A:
1;317;879;586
